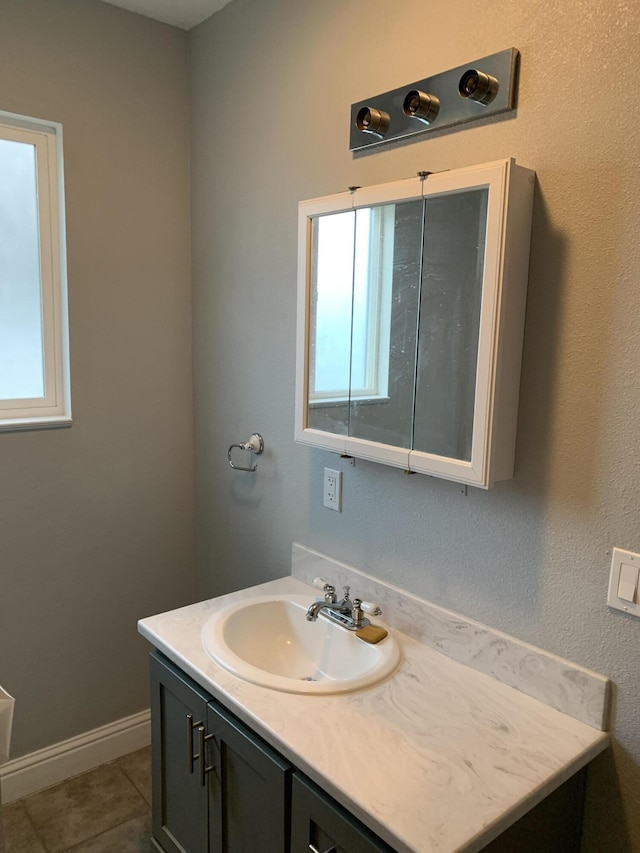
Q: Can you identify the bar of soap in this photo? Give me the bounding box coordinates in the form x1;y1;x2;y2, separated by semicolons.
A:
355;625;388;644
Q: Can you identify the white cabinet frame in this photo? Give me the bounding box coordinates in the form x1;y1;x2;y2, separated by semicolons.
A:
295;159;535;488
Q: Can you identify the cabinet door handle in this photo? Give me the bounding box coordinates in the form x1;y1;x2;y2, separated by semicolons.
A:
197;724;216;787
309;845;336;853
186;714;203;774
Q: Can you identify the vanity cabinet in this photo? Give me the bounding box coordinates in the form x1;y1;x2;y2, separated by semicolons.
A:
295;159;535;488
149;651;585;853
291;772;394;853
149;651;291;853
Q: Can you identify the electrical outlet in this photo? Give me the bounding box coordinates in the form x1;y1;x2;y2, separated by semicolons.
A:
323;468;342;512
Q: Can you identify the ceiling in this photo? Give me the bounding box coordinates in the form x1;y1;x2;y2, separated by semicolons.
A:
100;0;234;30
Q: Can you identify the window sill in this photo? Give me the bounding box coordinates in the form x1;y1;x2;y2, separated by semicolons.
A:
309;396;390;408
0;415;73;433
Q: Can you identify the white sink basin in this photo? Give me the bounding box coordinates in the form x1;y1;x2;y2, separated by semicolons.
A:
201;594;401;694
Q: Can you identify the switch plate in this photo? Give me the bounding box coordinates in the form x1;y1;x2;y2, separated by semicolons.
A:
323;468;342;512
607;547;640;617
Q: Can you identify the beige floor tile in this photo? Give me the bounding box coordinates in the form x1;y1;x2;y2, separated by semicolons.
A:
63;813;151;853
2;801;47;853
116;747;152;805
22;763;147;853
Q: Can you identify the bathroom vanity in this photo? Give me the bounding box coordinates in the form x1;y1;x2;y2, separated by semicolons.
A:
139;545;610;853
150;650;394;853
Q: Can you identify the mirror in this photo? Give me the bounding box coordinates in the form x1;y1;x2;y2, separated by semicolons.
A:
296;160;535;487
309;200;422;448
413;188;487;462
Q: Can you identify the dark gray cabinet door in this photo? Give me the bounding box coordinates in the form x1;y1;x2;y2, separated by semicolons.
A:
150;650;292;853
206;701;291;853
150;651;210;853
291;773;395;853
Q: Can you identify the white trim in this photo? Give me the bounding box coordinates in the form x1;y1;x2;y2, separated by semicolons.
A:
0;710;150;804
344;435;409;470
0;415;72;433
409;162;508;486
294;201;312;440
295;427;346;455
0;110;72;430
296;160;535;488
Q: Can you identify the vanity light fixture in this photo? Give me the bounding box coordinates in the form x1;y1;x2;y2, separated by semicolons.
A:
349;47;519;151
402;89;440;124
355;106;391;137
458;69;499;105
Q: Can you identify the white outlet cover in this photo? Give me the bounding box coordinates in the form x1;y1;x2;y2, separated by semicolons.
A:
323;467;342;512
607;547;640;617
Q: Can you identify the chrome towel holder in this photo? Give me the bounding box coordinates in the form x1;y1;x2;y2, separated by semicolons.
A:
227;433;264;472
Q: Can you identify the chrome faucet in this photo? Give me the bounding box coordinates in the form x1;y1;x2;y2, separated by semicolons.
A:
306;583;377;631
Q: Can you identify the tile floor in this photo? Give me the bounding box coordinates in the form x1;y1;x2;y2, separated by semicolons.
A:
2;747;152;853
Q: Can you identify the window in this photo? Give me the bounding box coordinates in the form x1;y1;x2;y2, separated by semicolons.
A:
0;111;70;430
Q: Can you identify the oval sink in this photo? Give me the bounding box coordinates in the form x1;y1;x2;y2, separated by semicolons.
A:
201;595;400;694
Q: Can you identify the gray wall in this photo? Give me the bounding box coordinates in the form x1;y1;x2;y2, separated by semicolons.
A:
0;0;194;756
190;0;640;850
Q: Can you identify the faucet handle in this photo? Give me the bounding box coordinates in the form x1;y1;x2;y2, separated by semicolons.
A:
351;598;364;627
323;584;337;604
360;600;382;616
311;577;337;603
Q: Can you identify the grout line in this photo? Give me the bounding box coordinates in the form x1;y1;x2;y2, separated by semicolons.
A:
56;811;151;853
1;710;150;805
113;748;152;807
4;799;49;853
5;750;151;853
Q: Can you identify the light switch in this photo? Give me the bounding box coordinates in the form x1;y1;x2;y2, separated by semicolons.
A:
608;547;640;617
618;563;638;603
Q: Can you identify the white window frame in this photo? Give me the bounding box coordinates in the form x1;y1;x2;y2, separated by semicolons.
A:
0;111;71;431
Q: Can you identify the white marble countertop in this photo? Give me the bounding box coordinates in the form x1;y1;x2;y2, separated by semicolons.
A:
138;559;609;853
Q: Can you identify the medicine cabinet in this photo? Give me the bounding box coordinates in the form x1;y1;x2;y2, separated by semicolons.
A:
295;159;535;488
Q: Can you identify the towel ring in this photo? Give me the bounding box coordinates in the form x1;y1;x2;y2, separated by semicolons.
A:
228;433;264;472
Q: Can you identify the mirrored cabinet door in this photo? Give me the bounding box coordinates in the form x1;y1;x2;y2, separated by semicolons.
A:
412;187;488;462
307;200;424;449
296;159;535;488
347;199;423;450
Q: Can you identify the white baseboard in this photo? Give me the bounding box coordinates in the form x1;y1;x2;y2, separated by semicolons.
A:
0;709;150;804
